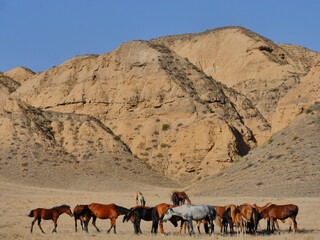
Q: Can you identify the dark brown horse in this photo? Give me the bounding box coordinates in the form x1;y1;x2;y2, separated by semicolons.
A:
260;204;299;233
73;204;91;232
85;203;129;233
171;191;191;206
28;205;73;233
123;206;154;234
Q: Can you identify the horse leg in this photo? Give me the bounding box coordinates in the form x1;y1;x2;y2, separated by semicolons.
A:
292;216;298;233
84;215;91;232
30;218;36;233
107;218;116;234
52;218;58;233
92;215;100;232
37;218;45;233
75;218;78;232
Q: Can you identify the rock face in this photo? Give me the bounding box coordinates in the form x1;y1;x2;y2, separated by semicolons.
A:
0;96;173;189
2;26;320;192
12;40;269;181
151;26;319;122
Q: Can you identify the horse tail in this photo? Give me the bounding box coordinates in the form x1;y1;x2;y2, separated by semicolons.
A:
115;205;130;215
28;210;34;217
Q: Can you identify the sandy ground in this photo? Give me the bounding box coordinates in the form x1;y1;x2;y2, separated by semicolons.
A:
0;181;319;240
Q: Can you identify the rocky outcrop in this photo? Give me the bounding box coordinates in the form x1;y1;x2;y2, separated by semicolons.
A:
12;40;269;181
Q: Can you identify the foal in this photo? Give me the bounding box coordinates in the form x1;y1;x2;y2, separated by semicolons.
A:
28;205;73;233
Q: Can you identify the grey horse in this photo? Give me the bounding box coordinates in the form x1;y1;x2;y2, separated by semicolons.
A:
163;204;216;235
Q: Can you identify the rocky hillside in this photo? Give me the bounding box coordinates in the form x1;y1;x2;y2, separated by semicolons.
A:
0;95;174;190
12;40;270;182
151;26;320;124
1;26;319;195
190;105;320;197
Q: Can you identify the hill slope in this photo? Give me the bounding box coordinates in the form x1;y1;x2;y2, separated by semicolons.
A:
12;40;270;182
190;106;320;197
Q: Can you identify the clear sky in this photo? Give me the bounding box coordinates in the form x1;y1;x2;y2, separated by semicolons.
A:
1;0;319;73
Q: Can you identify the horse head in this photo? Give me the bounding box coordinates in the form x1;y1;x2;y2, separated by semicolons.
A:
66;206;73;217
163;208;174;222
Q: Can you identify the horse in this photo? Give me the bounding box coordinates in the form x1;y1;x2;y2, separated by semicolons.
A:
123;206;154;234
73;204;91;232
151;203;186;234
171;191;191;206
28;205;73;233
163;204;216;235
134;192;146;206
221;205;237;233
253;202;293;232
259;204;299;233
237;203;259;234
84;203;129;234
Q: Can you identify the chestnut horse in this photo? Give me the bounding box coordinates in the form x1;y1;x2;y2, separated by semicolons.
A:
84;203;129;233
260;204;299;233
73;204;91;232
254;202;293;232
171;191;191;206
237;203;259;234
152;203;185;234
28;205;73;233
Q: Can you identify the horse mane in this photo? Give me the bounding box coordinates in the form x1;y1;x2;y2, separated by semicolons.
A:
53;204;70;209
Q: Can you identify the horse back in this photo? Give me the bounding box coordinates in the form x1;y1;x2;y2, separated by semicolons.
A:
266;204;299;219
31;208;56;220
88;203;118;219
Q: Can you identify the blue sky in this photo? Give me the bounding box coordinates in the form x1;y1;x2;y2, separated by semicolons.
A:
1;0;319;73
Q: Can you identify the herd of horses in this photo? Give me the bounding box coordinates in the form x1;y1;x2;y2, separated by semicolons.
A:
28;191;299;236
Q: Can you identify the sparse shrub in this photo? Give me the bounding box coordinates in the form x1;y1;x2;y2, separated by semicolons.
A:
156;153;164;158
160;143;168;148
292;136;299;140
162;124;170;131
268;137;274;144
153;131;159;135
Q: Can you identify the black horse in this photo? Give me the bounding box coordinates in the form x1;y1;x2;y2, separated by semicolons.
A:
123;206;155;234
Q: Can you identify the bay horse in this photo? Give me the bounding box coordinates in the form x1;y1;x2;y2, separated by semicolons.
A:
123;206;154;234
171;191;191;206
163;204;216;235
73;204;91;232
152;203;186;234
254;202;293;232
28;205;73;233
260;204;299;233
84;203;129;233
134;192;146;206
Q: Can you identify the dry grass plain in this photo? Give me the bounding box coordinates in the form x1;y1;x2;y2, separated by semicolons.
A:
0;180;319;240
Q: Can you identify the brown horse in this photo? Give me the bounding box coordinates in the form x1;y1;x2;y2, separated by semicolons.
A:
73;204;91;232
237;203;259;234
171;191;191;206
260;204;299;233
254;202;293;232
152;203;184;234
28;205;73;233
85;203;129;233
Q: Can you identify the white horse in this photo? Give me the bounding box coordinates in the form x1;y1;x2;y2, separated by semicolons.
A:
134;192;146;206
163;204;216;235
